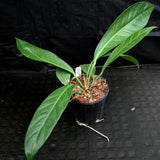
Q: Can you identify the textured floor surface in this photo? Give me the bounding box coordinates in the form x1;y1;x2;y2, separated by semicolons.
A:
0;64;160;160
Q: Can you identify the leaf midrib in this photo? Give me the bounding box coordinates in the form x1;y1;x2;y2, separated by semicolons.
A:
28;85;72;154
114;27;155;56
24;46;73;74
94;7;152;60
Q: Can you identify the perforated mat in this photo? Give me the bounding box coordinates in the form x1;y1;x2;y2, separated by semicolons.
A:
0;64;160;160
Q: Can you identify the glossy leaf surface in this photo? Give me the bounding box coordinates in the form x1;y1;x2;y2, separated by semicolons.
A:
101;26;156;74
56;67;71;85
16;38;74;75
80;64;95;77
94;1;154;61
25;84;75;160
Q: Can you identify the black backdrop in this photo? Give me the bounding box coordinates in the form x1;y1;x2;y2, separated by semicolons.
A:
0;0;160;71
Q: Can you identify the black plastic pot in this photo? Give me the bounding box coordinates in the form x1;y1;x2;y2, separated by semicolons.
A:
71;85;109;125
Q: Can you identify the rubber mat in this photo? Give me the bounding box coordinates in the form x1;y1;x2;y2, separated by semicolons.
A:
0;64;160;160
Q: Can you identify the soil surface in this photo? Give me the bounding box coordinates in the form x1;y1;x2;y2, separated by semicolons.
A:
70;74;108;103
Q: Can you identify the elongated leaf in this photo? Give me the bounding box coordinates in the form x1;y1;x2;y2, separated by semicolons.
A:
103;53;140;68
80;64;96;77
101;26;156;74
113;26;157;55
121;55;139;68
56;67;71;85
16;38;74;75
94;1;154;61
25;84;76;160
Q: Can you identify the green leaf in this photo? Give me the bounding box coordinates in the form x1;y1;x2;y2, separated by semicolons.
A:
113;26;157;55
100;26;156;74
56;68;71;85
94;1;154;61
16;38;74;75
24;84;75;160
80;64;96;77
102;53;139;69
102;52;111;57
121;55;139;68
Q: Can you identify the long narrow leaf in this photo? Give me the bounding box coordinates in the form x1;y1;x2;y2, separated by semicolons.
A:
94;1;154;61
121;55;139;68
112;26;157;56
16;38;74;75
100;26;156;74
25;84;76;160
56;68;71;85
103;53;140;68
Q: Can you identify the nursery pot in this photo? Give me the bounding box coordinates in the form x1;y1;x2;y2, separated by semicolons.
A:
71;84;109;125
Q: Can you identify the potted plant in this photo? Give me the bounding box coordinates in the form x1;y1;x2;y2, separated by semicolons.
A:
15;1;156;160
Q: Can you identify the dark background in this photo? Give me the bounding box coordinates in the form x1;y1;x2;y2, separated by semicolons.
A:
0;0;160;71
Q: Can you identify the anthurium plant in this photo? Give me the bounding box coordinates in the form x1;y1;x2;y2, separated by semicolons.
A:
16;1;156;159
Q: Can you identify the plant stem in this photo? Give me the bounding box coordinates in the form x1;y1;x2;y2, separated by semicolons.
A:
73;73;84;88
87;61;96;85
77;85;85;92
89;72;102;89
83;75;87;88
90;58;109;89
86;61;93;85
86;61;92;77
